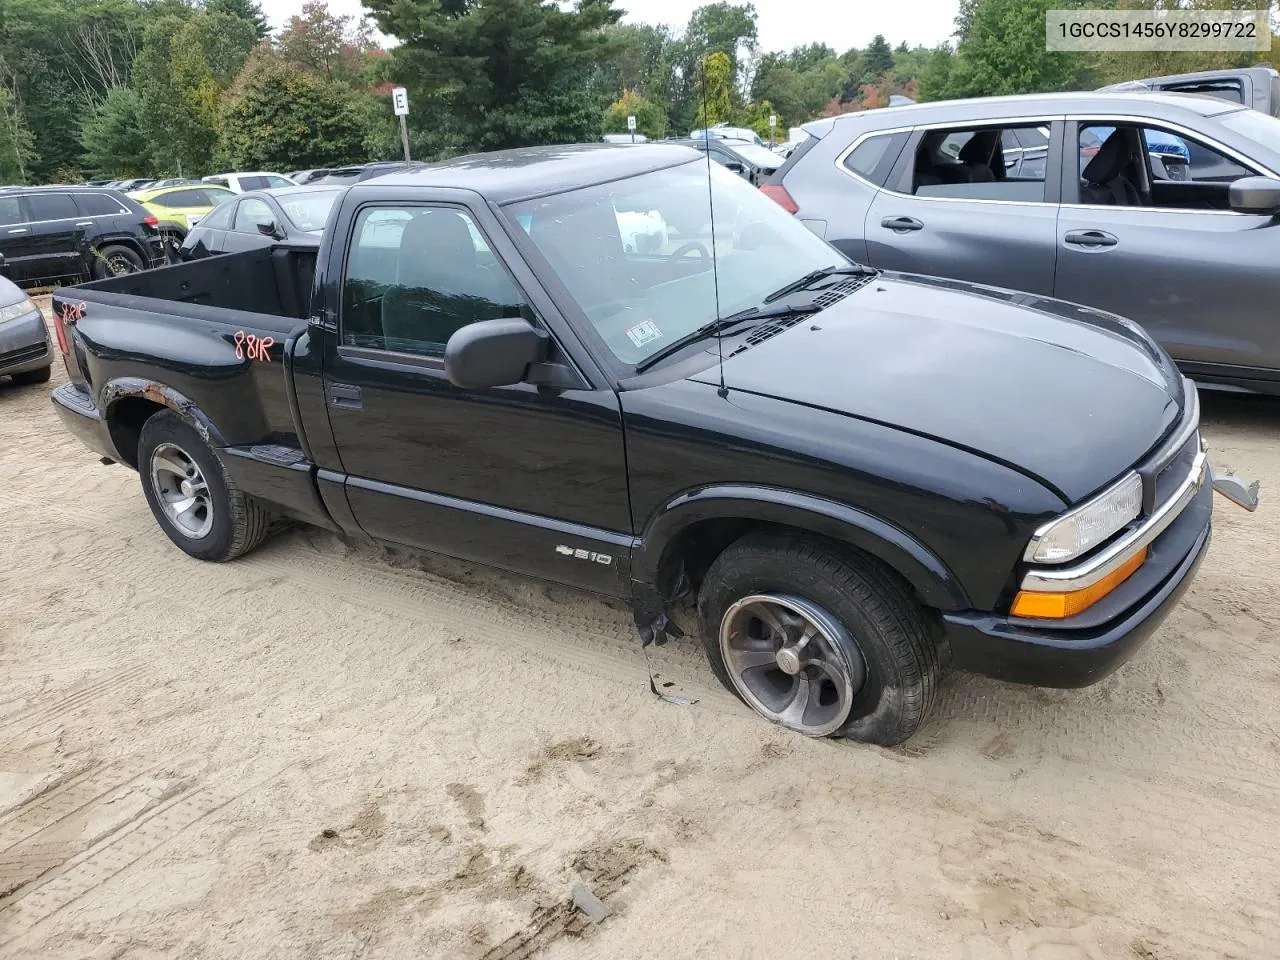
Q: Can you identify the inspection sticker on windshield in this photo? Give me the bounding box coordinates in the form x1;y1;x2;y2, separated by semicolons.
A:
626;320;663;348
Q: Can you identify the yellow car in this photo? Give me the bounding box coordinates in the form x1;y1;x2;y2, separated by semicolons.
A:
127;182;237;257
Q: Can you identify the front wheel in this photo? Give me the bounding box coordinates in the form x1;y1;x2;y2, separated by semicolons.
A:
698;531;944;745
137;410;272;562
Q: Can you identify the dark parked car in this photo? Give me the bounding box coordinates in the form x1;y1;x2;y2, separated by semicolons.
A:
0;272;50;385
179;185;344;259
318;161;428;184
667;137;782;187
288;169;333;185
49;144;1256;745
0;186;166;289
765;90;1280;395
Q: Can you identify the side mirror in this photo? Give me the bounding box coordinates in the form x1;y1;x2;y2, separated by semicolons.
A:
444;317;548;389
257;220;283;239
0;252;8;275
722;161;746;175
1228;176;1280;214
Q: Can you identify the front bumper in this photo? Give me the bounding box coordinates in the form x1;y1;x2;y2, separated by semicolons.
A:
51;382;120;462
0;309;52;376
943;455;1214;689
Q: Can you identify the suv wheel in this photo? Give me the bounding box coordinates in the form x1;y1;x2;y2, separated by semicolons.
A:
93;244;144;279
698;531;944;745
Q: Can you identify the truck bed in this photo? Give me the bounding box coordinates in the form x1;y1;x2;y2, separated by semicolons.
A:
76;246;317;322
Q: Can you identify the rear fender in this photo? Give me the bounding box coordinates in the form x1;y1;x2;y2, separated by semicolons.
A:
634;484;972;612
101;377;229;449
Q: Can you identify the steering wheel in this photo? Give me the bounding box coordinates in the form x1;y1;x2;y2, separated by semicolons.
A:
670;241;710;261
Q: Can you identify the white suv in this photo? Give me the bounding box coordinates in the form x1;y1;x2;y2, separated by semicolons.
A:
202;172;297;193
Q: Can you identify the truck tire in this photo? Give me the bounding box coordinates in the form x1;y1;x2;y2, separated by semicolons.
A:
11;365;51;385
93;244;144;279
137;410;272;562
697;531;943;746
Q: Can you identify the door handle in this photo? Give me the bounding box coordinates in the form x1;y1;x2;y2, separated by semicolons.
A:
880;216;923;232
7;228;26;234
75;221;94;227
327;383;362;410
1064;229;1118;248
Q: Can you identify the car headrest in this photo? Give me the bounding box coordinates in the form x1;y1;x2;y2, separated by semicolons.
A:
1082;129;1133;185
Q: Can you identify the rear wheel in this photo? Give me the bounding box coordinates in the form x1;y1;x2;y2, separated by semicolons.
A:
137;410;272;562
10;365;51;385
92;244;144;279
698;531;944;745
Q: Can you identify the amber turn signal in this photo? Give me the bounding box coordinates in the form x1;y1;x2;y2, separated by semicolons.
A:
1011;546;1148;619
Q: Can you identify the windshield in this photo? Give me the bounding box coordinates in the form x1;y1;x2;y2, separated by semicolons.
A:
1218;107;1280;158
278;189;341;232
729;143;783;168
504;159;849;368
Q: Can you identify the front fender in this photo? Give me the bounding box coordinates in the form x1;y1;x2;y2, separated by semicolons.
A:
634;484;971;611
100;376;230;449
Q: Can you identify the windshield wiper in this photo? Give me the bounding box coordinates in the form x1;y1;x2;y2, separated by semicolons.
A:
764;263;876;304
633;302;822;374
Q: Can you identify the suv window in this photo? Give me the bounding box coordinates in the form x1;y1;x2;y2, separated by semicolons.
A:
239;176;270;192
72;192;126;216
342;205;530;357
843;133;894;181
26;192;78;221
910;124;1050;201
1077;122;1256;210
0;195;24;226
205;177;230;189
265;176;293;188
233;198;275;233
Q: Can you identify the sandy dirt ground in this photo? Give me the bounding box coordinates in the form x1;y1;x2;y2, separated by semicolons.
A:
2;300;1278;960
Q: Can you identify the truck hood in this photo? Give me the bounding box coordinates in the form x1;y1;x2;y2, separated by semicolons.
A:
691;271;1184;504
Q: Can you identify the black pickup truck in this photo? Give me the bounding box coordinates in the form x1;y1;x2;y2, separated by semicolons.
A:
49;144;1257;745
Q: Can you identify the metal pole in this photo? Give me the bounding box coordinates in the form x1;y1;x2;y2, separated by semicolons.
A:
399;115;411;163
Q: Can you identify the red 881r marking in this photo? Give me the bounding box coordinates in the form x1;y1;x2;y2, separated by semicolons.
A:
232;331;275;362
58;302;87;324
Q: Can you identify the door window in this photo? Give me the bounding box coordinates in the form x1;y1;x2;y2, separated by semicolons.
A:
26;193;78;221
1078;122;1257;209
151;189;202;208
72;192;127;216
0;195;24;226
233;198;275;233
265;176;293;188
238;176;270;191
341;205;531;357
909;123;1050;201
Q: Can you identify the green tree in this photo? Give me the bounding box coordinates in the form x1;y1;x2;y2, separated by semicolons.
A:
0;83;35;183
204;0;270;40
943;0;1088;97
916;44;958;101
80;86;149;176
861;34;894;82
603;88;667;138
133;10;257;175
695;51;733;126
364;0;622;156
668;3;758;133
218;52;370;168
277;0;379;79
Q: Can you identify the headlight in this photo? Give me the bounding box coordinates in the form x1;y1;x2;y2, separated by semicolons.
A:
0;297;37;324
1025;472;1142;563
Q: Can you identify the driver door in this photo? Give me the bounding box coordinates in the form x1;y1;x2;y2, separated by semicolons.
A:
321;197;633;595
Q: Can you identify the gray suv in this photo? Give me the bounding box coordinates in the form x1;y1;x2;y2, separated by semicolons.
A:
765;91;1280;395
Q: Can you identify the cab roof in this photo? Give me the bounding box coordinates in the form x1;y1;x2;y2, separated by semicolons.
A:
358;143;704;203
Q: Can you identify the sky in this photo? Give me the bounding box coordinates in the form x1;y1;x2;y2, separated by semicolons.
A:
259;0;962;54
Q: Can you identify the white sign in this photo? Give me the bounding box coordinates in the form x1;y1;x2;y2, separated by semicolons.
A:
392;87;409;116
627;115;637;131
768;114;777;128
